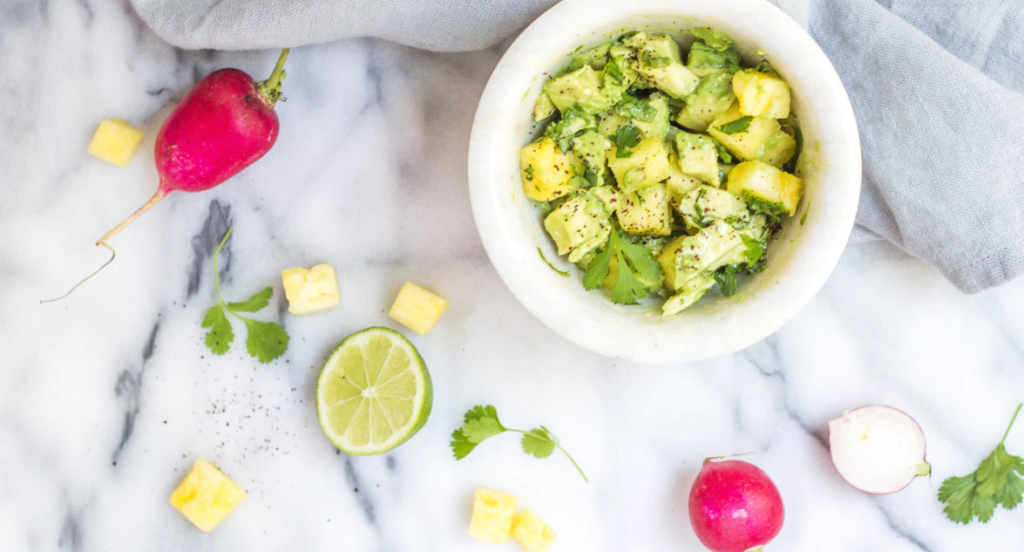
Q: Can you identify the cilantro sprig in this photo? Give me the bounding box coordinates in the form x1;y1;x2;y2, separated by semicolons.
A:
451;405;588;482
202;229;290;363
611;125;641;158
583;230;662;304
939;403;1024;524
715;116;753;135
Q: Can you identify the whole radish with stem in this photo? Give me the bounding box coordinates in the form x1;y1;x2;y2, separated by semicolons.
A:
689;457;784;552
43;49;291;303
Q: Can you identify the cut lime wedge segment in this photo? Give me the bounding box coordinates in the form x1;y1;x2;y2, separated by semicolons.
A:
316;327;432;455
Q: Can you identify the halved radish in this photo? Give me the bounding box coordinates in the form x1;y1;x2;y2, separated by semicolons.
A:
828;405;930;494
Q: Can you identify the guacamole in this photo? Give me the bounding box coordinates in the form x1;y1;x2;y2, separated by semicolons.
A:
520;28;804;315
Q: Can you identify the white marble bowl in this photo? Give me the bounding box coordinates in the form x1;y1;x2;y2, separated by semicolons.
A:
468;0;861;364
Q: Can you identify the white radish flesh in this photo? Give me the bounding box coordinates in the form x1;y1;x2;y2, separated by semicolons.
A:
828;405;929;495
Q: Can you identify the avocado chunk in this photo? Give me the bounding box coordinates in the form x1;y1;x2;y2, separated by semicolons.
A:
543;109;597;153
707;103;781;161
674;131;720;187
662;274;716;315
733;70;791;119
624;33;700;99
607;137;672;192
726;160;803;216
689;27;734;51
657;220;746;291
673;185;751;230
756;129;797;168
675;73;736;132
687;41;740;77
597;109;628;139
542;65;614;116
520;136;576;201
603;43;641;99
569;42;611;71
543;188;615;262
533;93;556;122
570;130;612;187
616;92;671;141
617;182;673;236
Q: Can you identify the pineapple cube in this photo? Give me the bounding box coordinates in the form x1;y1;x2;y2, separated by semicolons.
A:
520;137;575;201
389;282;449;335
87;119;144;167
169;458;246;532
468;487;519;544
513;509;558;552
281;264;340;315
732;71;791;119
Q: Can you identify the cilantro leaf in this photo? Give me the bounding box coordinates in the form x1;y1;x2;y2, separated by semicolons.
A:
612;125;641;158
202;304;233;355
617;234;663;283
522;427;556;459
241;318;289;364
604;58;623;83
939;403;1024;524
584;231;662;304
611;249;650;304
714;266;739;298
741;235;765;265
716;116;754;135
227;286;273;313
582;246;614;291
450;406;588;482
615;96;658;123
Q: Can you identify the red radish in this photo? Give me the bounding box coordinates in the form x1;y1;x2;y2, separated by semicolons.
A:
689;459;784;552
828;405;930;495
43;49;290;303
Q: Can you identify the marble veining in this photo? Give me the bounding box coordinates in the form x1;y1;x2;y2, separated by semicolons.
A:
1;1;1023;551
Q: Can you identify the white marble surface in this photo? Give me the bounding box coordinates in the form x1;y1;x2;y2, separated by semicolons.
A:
2;2;1024;551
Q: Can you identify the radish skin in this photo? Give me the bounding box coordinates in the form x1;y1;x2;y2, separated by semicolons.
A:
689;459;784;552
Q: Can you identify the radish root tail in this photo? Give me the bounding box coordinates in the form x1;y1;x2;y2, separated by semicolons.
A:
40;242;116;305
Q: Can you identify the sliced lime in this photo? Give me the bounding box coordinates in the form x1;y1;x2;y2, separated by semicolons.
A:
316;327;432;455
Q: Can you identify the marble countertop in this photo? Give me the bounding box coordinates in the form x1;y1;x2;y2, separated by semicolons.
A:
3;3;1023;551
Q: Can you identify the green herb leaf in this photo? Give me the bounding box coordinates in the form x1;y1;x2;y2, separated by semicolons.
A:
524;165;535;181
583;246;613;290
716;116;754;135
611;249;649;304
202;304;233;355
227;286;273;313
690;27;733;51
939;403;1024;524
450;406;588;482
241;317;289;364
713;266;739;298
612;125;641;158
522;428;557;458
617;235;663;284
604;58;623;83
741;235;765;265
538;247;571;278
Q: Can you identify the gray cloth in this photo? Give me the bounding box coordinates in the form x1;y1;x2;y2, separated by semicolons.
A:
131;0;1024;293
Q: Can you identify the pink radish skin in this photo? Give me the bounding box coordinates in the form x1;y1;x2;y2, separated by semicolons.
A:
689;459;784;552
95;49;290;245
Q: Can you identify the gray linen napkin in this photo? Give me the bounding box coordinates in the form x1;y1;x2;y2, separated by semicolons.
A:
131;0;1024;293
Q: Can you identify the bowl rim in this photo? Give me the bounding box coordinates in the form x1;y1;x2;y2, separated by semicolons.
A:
468;0;862;364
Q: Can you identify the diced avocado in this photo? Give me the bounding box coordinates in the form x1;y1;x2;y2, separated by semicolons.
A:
543;110;597;153
618;93;671;141
663;274;716;315
569;42;611;71
617;182;672;236
673;131;720;187
726;160;803;216
543;65;614;115
603;44;640;99
756;129;797;168
597;110;628;138
569;130;611;187
657;220;746;291
665;147;703;201
732;70;791;119
624;33;700;99
674;73;736;132
707;103;781;161
687;42;740;77
673;185;751;230
689;28;734;51
591;185;620;213
607;137;672;192
521;137;575;201
533;93;556;122
543;189;613;262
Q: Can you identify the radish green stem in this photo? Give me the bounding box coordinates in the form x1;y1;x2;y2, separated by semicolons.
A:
256;48;290;106
39;243;116;304
1000;403;1023;445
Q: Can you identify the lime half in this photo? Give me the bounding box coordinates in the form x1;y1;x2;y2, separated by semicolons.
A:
316;327;432;455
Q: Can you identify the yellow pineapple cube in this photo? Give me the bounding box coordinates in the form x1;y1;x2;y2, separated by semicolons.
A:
281;264;340;315
514;508;558;552
389;282;449;335
732;71;791;119
87;119;144;167
520;137;575;201
170;458;246;532
468;487;519;543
